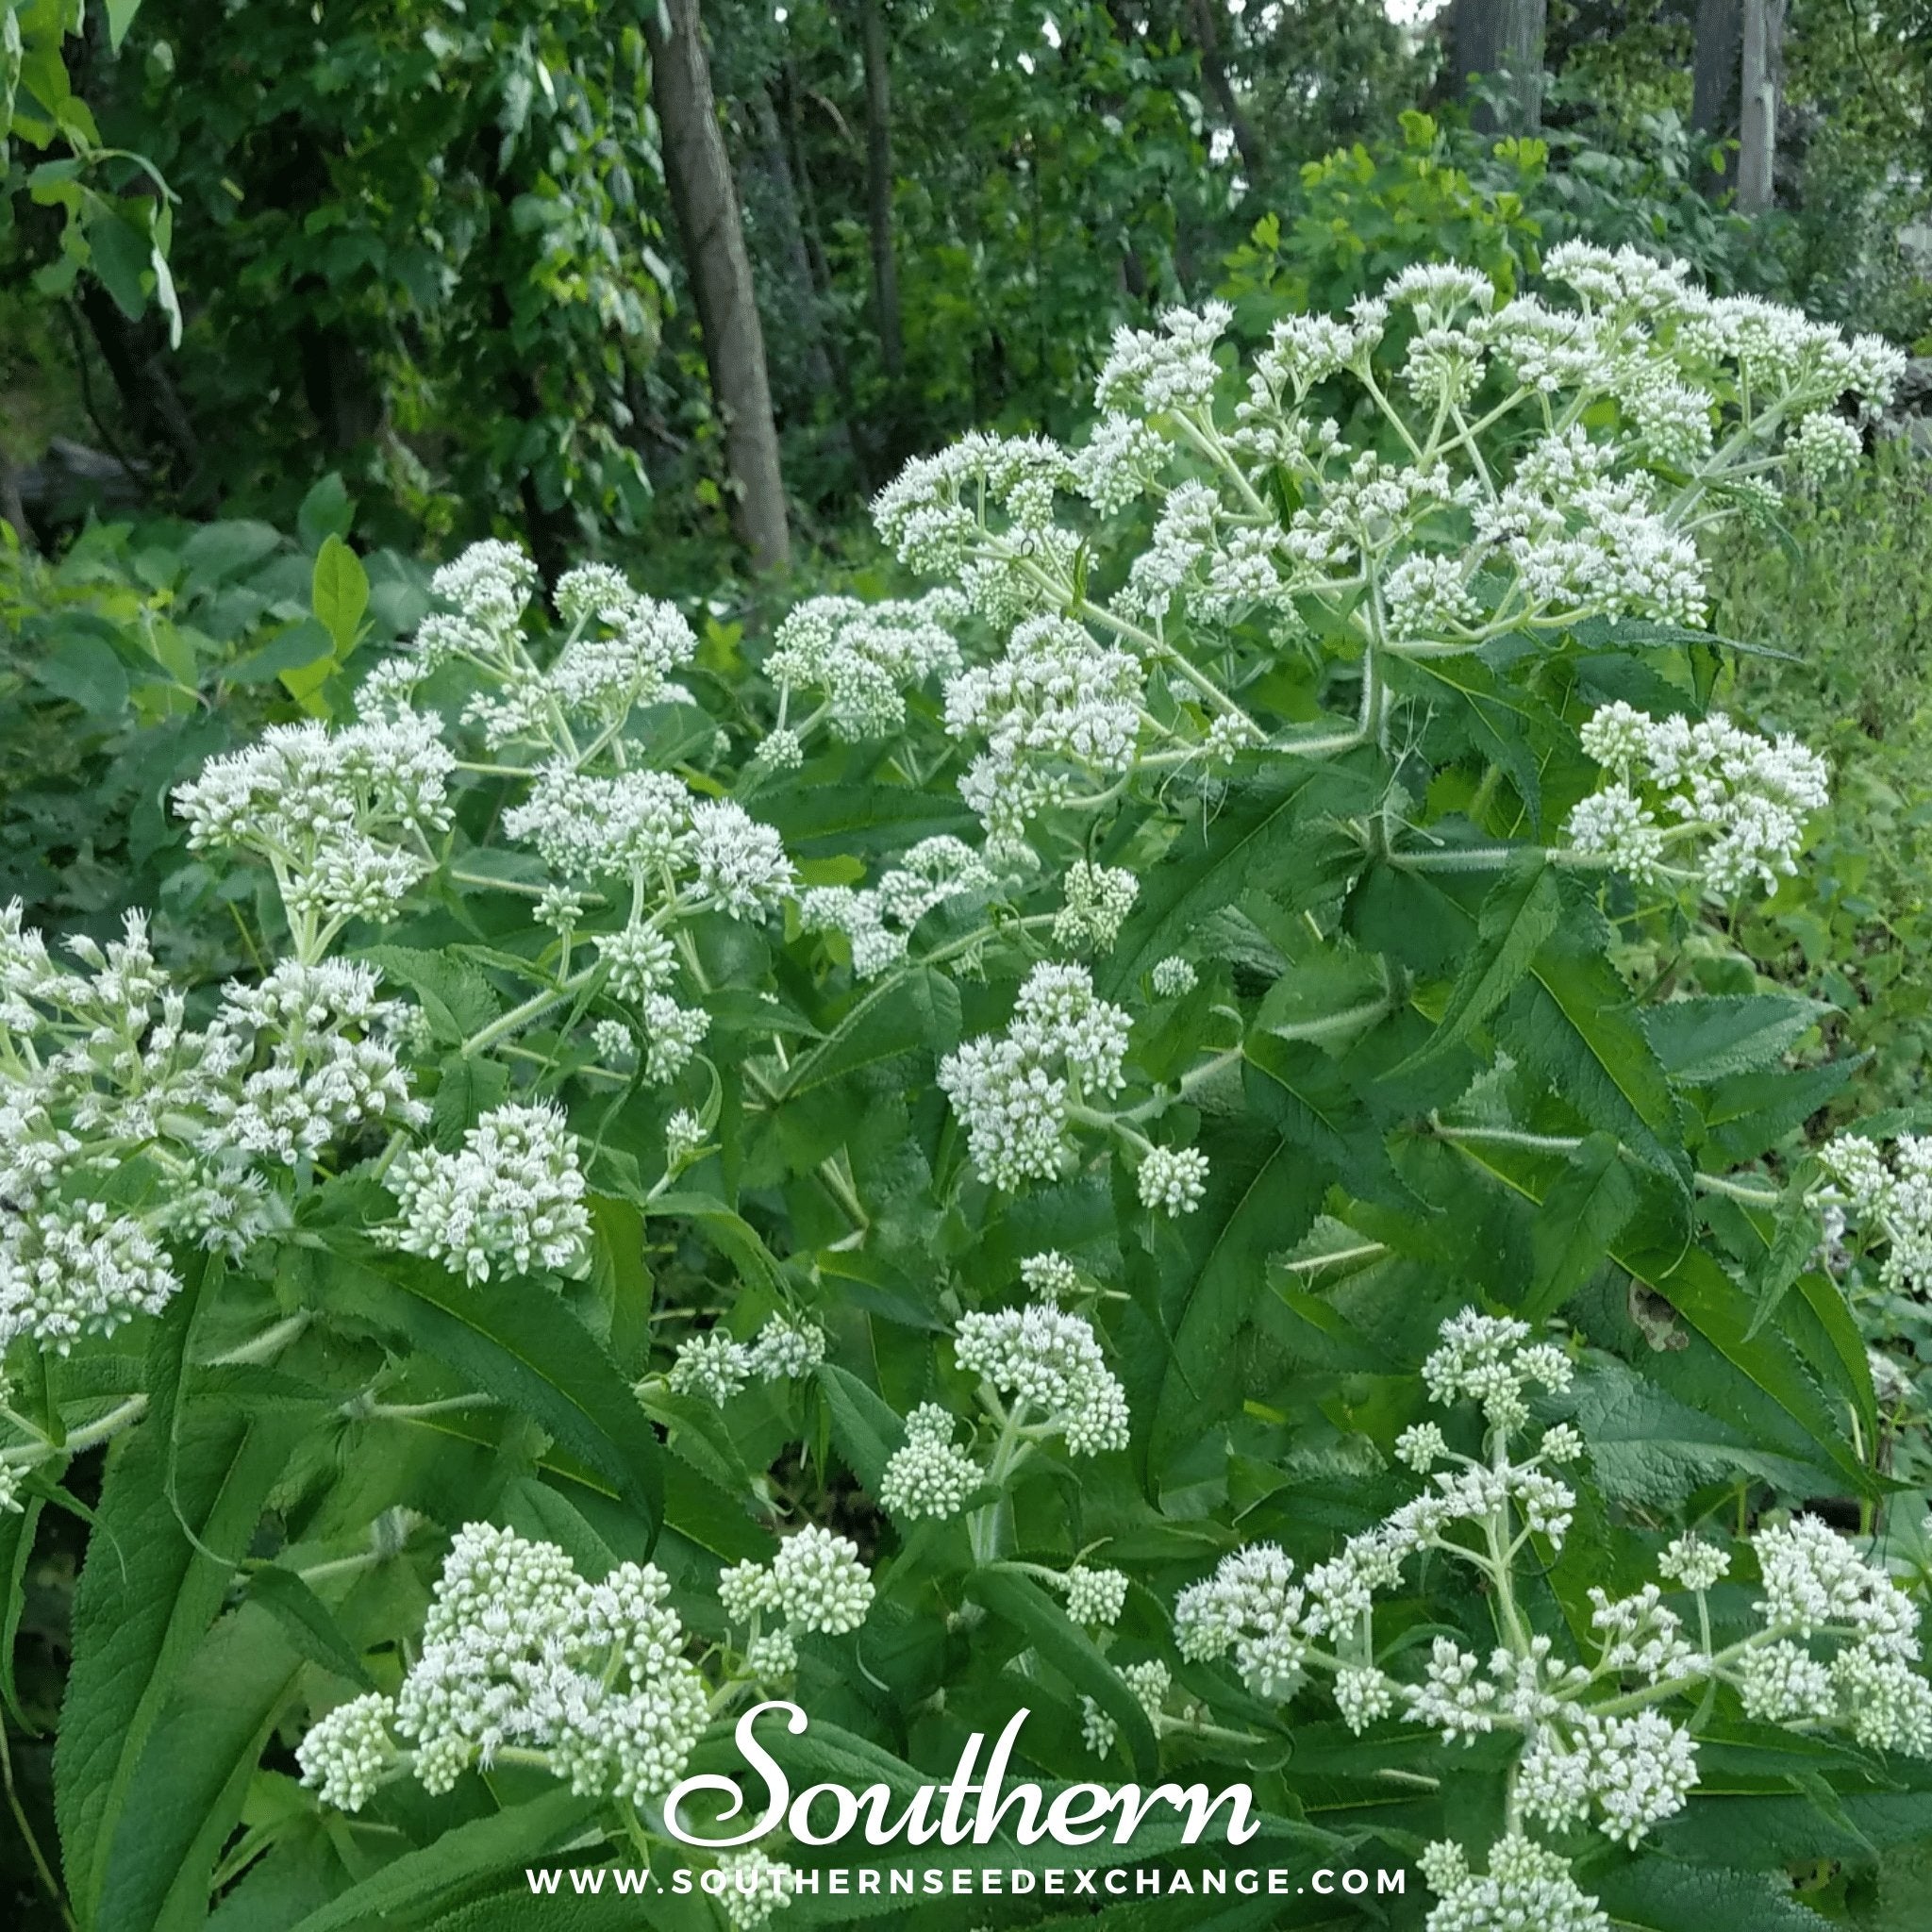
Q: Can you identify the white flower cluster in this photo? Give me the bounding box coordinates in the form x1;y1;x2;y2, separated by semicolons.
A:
663;1313;827;1405
1172;1305;1932;1916
1571;701;1829;893
1418;1837;1608;1932
762;591;966;741
1063;1565;1129;1627
719;1524;874;1638
0;908;430;1348
800;836;995;979
388;1101;591;1285
1821;1133;1932;1296
392;544;695;746
175;714;453;942
944;617;1142;850
878;1403;981;1520
953;1299;1129;1456
1136;1144;1209;1215
938;963;1130;1191
1052;862;1138;954
296;1523;708;1809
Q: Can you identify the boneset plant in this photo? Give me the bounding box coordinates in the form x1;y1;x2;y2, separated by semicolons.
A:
3;246;1927;1929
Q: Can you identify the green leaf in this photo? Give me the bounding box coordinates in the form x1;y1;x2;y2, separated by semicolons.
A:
1526;1131;1639;1319
351;1256;663;1539
1103;764;1371;996
642;1191;785;1293
0;1495;43;1726
361;945;502;1042
1742;1174;1821;1342
243;1566;377;1690
1644;993;1833;1084
281;1788;602;1932
56;1407;299;1927
1591;1860;1834;1930
1498;946;1685;1179
105;0;144;53
180;519;282;590
1401;853;1563;1067
967;1569;1158;1778
312;535;370;658
815;1363;902;1491
95;1607;304;1932
225;620;335;685
297;473;356;549
778;967;960;1097
1242;1033;1396;1196
29;636;128;715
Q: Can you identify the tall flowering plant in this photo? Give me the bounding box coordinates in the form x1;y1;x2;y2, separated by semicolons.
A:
5;246;1929;1929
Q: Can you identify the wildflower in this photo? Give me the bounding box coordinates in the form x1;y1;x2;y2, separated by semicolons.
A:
388;1102;591;1284
879;1405;980;1521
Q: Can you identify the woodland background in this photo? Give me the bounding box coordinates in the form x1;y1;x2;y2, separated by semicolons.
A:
5;0;1932;1922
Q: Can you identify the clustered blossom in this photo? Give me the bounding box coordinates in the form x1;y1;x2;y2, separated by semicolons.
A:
1063;1565;1129;1627
387;1101;591;1285
663;1313;828;1404
1172;1305;1932;1927
762;591;966;741
800;837;996;979
297;1524;707;1809
1150;955;1197;998
719;1525;874;1638
938;963;1130;1191
1821;1133;1932;1296
174;714;454;942
1052;862;1138;954
0;908;432;1348
1137;1144;1209;1216
954;1299;1129;1456
878;1403;981;1520
1571;700;1829;893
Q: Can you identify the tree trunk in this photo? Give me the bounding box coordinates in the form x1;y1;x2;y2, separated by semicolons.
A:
1737;0;1788;213
857;0;904;381
1186;0;1265;179
1448;0;1547;135
644;0;791;573
1690;0;1742;193
749;85;859;479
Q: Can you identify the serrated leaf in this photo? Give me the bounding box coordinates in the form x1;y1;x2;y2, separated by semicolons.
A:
815;1363;901;1492
1499;945;1685;1179
1242;1033;1397;1197
1645;993;1833;1084
1591;1860;1834;1930
346;1254;662;1538
56;1407;299;1926
1527;1131;1638;1319
1742;1174;1822;1341
0;1495;43;1726
281;1788;601;1932
967;1568;1158;1778
1400;853;1563;1068
243;1567;377;1690
361;945;501;1042
95;1606;304;1932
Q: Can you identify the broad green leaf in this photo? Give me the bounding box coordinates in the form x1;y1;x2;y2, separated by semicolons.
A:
282;1788;602;1932
298;472;356;549
95;1606;304;1932
499;1474;619;1578
1645;993;1833;1084
180;519;282;589
1243;1033;1397;1198
56;1407;299;1927
966;1568;1158;1778
1499;946;1685;1179
29;635;128;715
1742;1174;1823;1341
311;534;370;658
642;1191;785;1292
105;0;144;53
815;1362;902;1491
1526;1131;1638;1319
341;1254;663;1538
